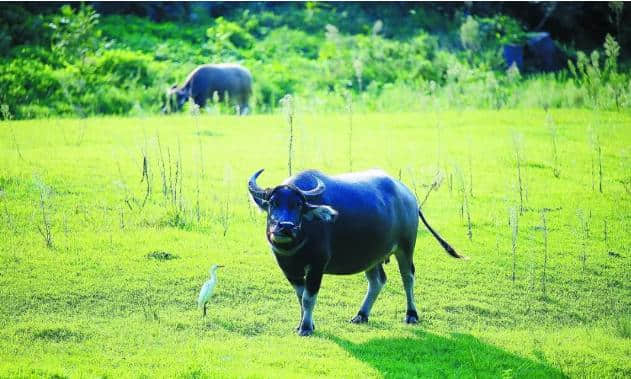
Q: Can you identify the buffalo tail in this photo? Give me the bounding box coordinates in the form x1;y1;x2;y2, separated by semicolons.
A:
418;208;467;259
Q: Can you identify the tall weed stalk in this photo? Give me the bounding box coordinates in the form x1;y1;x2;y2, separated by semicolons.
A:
193;104;204;222
219;165;233;236
420;171;444;207
346;91;354;171
589;127;604;194
510;207;518;283
577;209;590;272
1;105;26;162
512;132;525;214
280;94;295;176
540;210;549;298
140;148;152;207
34;179;53;248
455;165;472;240
156;133;168;199
546;111;561;178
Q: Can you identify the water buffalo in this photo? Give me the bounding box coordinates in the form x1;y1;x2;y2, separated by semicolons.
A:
165;63;252;115
248;168;465;336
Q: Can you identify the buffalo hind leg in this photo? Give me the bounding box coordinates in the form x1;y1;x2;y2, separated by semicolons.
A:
351;264;386;323
395;249;419;324
236;95;250;115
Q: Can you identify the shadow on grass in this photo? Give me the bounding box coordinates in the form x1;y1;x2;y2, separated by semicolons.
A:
324;330;567;378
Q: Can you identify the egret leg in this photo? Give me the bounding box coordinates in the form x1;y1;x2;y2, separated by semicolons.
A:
203;303;207;317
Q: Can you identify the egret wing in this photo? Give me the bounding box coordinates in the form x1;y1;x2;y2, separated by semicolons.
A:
198;280;212;308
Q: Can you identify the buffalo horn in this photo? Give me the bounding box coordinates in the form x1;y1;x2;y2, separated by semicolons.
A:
248;169;268;200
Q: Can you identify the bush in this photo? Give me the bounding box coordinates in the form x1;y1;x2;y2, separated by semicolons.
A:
568;34;629;109
17;104;54;119
93;49;155;87
204;17;254;60
0;58;60;118
49;4;101;64
252;27;320;60
249;56;319;111
86;86;134;115
1;5;629;119
9;45;63;67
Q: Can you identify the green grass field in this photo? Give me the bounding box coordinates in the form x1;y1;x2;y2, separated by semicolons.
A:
1;109;629;378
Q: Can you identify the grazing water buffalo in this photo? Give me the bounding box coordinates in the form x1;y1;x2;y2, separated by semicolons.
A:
248;168;465;336
165;63;252;115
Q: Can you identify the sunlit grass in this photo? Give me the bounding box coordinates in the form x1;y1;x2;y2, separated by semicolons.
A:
0;109;629;377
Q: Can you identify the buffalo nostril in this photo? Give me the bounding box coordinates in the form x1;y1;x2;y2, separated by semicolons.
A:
278;223;295;233
274;227;290;236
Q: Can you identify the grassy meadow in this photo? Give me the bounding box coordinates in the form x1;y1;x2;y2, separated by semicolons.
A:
0;108;630;378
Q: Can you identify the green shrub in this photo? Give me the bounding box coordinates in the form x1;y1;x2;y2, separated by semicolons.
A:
93;49;155;87
9;45;62;67
567;34;629;109
459;14;523;70
204;17;254;60
1;6;629;119
49;4;101;64
0;58;60;118
16;104;54;119
252;27;320;60
249;57;318;110
87;86;134;115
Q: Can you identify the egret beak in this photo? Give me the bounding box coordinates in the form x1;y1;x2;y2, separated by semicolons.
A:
217;265;225;268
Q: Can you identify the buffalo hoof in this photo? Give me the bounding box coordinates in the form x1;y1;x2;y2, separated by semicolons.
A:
350;313;369;324
405;309;419;324
297;321;315;336
297;327;314;336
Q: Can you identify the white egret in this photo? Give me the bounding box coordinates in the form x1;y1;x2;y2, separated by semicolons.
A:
197;264;224;317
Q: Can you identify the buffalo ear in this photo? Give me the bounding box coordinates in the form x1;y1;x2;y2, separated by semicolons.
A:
304;204;338;222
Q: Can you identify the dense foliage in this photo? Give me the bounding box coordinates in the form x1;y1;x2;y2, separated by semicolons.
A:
0;3;629;119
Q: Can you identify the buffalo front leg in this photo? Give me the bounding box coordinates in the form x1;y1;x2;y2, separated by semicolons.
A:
287;277;305;331
351;264;386;323
299;290;318;336
298;267;324;336
193;94;207;109
238;104;250;115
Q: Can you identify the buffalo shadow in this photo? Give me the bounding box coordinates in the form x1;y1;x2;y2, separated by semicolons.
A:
323;330;567;378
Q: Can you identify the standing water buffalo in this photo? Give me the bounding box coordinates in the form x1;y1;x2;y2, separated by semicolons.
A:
248;168;465;336
165;63;252;115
